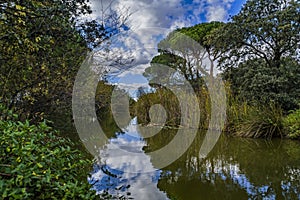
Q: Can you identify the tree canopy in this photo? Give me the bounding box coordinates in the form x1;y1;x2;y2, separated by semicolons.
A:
213;0;300;69
0;0;128;120
145;22;223;90
213;0;300;110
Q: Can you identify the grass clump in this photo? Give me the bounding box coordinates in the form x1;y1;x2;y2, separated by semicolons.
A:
225;95;284;139
234;104;284;139
134;87;210;129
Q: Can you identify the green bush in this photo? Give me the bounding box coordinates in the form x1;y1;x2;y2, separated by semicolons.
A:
0;119;97;199
283;109;300;139
223;58;300;111
0;104;19;122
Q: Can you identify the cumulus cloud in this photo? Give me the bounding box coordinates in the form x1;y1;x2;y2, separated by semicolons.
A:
205;0;235;21
89;0;198;63
88;0;235;63
90;118;169;199
88;0;236;95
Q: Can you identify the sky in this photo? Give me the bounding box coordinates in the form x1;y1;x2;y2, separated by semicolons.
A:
88;0;247;96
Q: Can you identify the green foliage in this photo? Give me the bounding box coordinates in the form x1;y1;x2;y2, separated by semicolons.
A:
95;81;116;113
0;118;98;199
158;22;223;52
283;109;300;139
148;54;205;91
223;58;300;111
152;22;223;92
134;88;180;127
0;0;129;121
214;0;300;111
0;104;19;121
213;0;300;69
0;0;91;120
179;22;224;51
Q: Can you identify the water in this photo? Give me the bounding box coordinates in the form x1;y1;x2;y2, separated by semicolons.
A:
86;117;300;200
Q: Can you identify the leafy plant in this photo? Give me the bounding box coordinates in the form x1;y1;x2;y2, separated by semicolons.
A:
214;0;300;111
283;109;300;139
214;0;300;70
0;118;98;199
0;0;129;121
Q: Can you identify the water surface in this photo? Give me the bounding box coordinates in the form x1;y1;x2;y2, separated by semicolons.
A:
88;118;300;200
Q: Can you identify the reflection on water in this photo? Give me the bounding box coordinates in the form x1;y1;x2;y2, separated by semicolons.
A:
89;118;300;200
89;118;168;199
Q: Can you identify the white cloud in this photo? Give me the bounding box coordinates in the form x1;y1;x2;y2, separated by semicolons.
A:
205;0;235;21
88;0;235;88
206;5;227;21
89;0;197;52
90;118;169;199
88;0;235;60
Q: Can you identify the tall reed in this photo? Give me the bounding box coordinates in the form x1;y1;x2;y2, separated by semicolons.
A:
233;103;284;139
134;86;210;129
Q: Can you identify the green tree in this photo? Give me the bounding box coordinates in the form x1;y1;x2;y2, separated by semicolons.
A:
223;58;300;110
214;0;300;110
146;22;223;90
214;0;300;69
178;21;224;77
0;0;129;120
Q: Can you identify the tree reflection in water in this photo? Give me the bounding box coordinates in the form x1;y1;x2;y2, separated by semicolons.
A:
89;118;169;199
89;118;300;200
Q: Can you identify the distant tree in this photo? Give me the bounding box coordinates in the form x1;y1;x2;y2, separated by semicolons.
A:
146;22;223;90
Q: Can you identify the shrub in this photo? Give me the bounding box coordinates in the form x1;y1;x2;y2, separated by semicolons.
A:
283;109;300;139
223;58;300;111
0;118;97;199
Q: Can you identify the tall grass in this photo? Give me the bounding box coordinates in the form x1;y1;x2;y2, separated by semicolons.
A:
225;84;285;139
134;83;289;139
234;103;284;139
134;86;210;129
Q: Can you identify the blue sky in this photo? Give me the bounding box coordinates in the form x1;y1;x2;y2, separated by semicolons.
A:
90;0;247;27
89;0;247;95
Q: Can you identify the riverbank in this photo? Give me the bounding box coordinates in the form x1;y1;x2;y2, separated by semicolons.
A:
133;87;300;140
